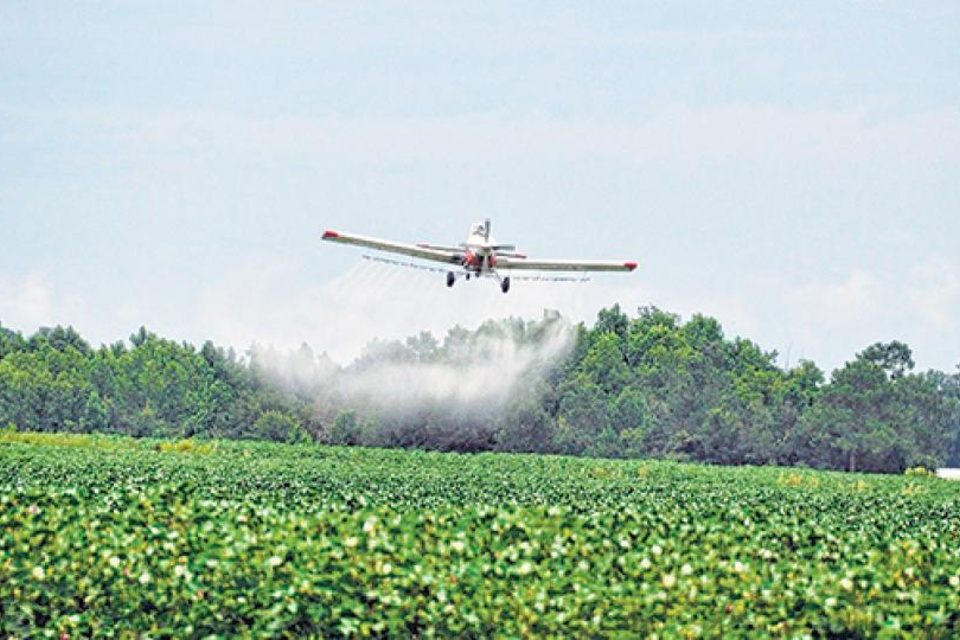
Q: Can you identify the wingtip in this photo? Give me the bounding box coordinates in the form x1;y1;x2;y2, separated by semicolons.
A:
624;261;639;271
322;230;339;240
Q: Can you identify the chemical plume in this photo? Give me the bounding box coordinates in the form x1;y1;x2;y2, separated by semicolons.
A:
340;313;574;410
251;312;576;450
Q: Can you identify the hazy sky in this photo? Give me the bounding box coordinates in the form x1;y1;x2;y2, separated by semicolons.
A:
2;2;958;373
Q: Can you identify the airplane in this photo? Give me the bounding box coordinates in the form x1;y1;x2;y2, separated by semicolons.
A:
321;219;637;293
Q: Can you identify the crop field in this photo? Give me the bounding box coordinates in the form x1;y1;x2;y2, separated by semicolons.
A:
2;433;960;638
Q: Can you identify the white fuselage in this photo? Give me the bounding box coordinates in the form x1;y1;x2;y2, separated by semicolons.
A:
461;221;497;273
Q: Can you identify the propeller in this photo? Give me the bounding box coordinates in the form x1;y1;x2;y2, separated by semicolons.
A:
484;218;491;243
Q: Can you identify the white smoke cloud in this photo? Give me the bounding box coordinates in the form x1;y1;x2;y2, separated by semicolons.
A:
252;311;576;421
337;315;574;411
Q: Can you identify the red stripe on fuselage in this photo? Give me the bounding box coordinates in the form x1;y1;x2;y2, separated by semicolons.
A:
463;250;482;268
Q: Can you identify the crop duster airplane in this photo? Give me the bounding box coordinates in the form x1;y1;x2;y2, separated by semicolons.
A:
322;219;637;293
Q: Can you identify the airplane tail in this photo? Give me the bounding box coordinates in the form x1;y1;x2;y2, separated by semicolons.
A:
481;219;516;251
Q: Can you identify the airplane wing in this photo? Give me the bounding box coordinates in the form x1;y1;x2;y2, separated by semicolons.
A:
322;230;464;266
496;257;638;273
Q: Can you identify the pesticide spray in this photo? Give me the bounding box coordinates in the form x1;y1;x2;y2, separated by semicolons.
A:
252;302;577;450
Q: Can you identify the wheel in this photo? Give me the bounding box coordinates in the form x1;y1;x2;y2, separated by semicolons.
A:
501;276;511;294
446;272;456;288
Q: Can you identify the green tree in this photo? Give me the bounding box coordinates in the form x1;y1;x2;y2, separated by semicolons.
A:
894;370;958;470
554;377;612;456
594;303;629;342
0;323;26;359
254;410;311;444
796;342;947;473
804;357;896;472
327;410;364;446
776;360;825;466
858;341;915;379
614;386;648;457
579;331;631;396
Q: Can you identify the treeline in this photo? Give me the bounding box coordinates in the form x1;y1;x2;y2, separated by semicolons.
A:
0;325;313;444
2;306;959;473
548;307;960;472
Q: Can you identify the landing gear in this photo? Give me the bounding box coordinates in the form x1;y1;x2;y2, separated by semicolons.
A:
448;270;509;292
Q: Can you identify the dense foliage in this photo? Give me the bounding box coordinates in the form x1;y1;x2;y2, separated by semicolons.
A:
1;306;959;473
0;324;314;443
2;435;959;636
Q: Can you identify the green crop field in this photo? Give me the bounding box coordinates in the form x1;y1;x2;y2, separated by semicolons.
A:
2;432;960;638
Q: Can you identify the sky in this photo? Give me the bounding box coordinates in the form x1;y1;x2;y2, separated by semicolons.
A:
1;2;958;374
